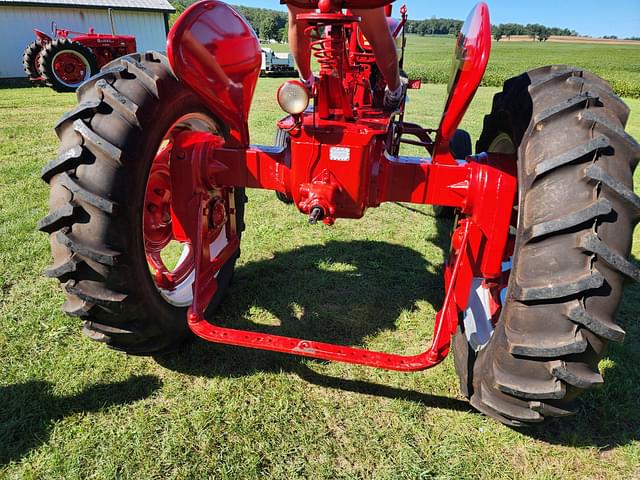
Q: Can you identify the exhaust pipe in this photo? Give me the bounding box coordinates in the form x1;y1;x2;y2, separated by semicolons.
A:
108;8;116;35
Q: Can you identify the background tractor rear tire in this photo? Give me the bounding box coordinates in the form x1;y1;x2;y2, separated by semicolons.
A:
38;38;98;92
22;41;43;79
453;65;639;425
39;51;246;354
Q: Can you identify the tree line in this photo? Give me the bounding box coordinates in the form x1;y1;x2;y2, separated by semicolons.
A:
492;23;577;42
170;2;633;42
169;1;289;42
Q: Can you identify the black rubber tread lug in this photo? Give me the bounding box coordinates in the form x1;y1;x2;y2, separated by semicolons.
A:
63;297;94;317
532;135;610;178
566;302;625;342
82;324;108;342
64;280;127;307
506;325;587;358
84;321;136;336
513;269;605;302
524;199;612;241
529;401;576;417
566;76;630;125
119;55;160;98
73;119;123;163
54;99;101;134
41;145;87;183
550;360;604;389
493;363;565;400
479;383;543;422
37;202;80;233
95;79;141;128
528;67;577;93
578;110;640;167
577;232;640;282
533;94;598;126
44;257;79;279
55;230;120;266
584;164;640;215
469;394;524;427
76;64;126;99
59;172;117;214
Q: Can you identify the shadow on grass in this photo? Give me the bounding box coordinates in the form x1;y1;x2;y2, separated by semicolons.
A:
526;254;640;448
294;364;470;411
156;236;469;411
0;375;161;465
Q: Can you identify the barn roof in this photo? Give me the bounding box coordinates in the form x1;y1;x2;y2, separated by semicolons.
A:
0;0;175;13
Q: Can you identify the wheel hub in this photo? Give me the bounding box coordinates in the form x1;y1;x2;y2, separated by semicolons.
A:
142;113;232;307
52;50;89;86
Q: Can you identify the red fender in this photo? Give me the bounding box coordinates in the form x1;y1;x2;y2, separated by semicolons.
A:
434;2;491;163
167;1;262;147
34;29;52;44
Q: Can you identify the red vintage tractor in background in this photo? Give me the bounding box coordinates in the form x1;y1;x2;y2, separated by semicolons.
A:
39;0;639;426
23;19;136;92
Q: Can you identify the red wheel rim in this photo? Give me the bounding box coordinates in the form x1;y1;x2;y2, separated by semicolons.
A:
52;50;89;87
143;114;235;307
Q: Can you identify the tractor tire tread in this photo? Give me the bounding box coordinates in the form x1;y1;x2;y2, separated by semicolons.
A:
72;119;123;163
577;232;640;281
40;51;245;354
459;65;638;424
64;279;127;308
532;135;610;178
55;230;121;265
41;145;87;182
58;172;117;214
44;257;80;279
584;164;640;214
95;79;141;128
524;199;612;241
22;41;42;78
37;202;80;233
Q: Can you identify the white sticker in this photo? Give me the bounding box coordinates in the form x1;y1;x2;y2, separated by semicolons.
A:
329;146;350;162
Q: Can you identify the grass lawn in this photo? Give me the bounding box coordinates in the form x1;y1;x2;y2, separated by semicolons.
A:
0;74;639;478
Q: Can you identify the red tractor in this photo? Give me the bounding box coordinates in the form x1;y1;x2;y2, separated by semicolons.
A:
39;0;639;426
23;21;136;92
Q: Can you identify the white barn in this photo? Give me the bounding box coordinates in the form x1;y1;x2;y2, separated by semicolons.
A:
0;0;175;79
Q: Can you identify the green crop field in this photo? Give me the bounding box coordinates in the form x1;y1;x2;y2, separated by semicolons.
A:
267;35;640;98
1;66;639;477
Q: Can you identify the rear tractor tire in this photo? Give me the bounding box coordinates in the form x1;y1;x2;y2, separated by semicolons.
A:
38;52;246;354
22;41;43;79
38;38;98;92
453;65;640;425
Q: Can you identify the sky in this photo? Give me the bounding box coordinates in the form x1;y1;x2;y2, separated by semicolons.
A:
235;0;640;39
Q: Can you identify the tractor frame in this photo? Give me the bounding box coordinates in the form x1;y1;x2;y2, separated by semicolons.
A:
160;0;516;371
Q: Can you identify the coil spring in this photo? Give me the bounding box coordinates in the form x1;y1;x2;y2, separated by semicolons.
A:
305;24;344;72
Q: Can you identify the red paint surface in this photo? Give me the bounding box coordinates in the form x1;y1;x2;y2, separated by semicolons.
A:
163;2;514;371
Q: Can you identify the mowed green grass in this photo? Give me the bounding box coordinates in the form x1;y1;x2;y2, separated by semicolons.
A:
267;35;640;98
0;75;639;478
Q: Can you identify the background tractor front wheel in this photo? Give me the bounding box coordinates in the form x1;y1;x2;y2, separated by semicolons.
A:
453;66;639;425
39;52;246;354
